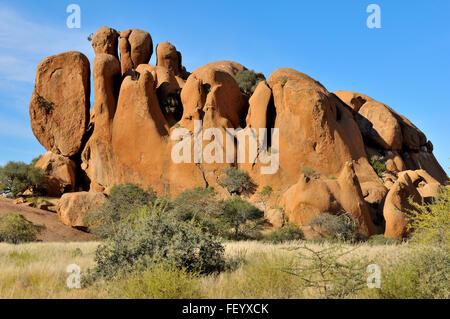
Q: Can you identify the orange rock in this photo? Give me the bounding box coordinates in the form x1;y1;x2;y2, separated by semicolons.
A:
356;101;403;150
81;53;121;190
111;66;170;192
35;151;77;196
156;41;189;79
246;81;272;130
91;27;119;58
203;61;247;77
29;51;90;156
262;69;385;204
403;150;448;185
57;192;107;228
383;171;422;239
281;161;376;235
179;63;247;131
119;29;153;75
334;90;373;112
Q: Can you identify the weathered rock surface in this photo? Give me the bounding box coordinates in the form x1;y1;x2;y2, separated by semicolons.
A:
281;162;376;235
30;51;90;156
81;53;121;191
156;41;189;79
356;101;403;150
111;65;171;192
119;29;153;75
57;192;107;228
35;151;77;196
91;27;119;58
336;90;447;184
383;171;423;239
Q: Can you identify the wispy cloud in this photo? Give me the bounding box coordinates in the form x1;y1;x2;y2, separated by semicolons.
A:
0;4;94;143
0;5;94;85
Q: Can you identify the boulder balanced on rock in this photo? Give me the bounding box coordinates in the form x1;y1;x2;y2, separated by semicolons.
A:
29;51;90;157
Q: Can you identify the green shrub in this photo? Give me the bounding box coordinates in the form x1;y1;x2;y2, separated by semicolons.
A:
0;161;45;197
370;156;386;177
112;263;202;299
265;223;304;243
84;183;157;239
0;213;44;244
218;167;255;196
234;69;265;95
407;185;449;245
309;212;364;242
301;166;316;177
89;209;225;280
220;197;264;240
375;247;449;299
366;234;398;246
171;187;223;236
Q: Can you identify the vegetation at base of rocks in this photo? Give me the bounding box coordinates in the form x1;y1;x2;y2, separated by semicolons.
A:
366;234;398;246
406;185;449;245
220;197;265;240
0;213;44;244
170;187;223;236
371;246;449;299
217;167;256;196
110;263;202;299
87;206;226;281
369;155;386;177
264;222;304;243
84;183;157;239
0;161;45;197
281;244;372;299
25;197;53;208
234;69;265;95
309;212;366;243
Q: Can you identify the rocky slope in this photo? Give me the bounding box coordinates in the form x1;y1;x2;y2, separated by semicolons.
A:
28;26;447;239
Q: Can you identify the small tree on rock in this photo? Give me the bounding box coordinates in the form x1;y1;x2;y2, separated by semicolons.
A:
217;167;255;196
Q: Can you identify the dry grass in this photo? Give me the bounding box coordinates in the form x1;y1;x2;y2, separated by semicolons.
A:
0;240;414;299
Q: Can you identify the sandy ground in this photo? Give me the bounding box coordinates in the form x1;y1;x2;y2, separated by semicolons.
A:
0;197;92;242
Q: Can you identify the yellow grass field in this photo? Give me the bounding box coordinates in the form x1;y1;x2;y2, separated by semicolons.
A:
0;240;417;299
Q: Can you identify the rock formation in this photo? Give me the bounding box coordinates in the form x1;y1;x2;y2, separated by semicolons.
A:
156;41;189;80
29;26;447;236
119;29;153;75
57;192;107;228
29;51;90;157
35;151;77;197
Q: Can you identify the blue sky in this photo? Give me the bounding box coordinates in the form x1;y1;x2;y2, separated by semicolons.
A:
0;0;448;173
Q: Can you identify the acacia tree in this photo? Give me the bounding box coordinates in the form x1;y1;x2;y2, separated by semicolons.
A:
220;197;264;240
0;161;45;197
217;167;255;196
